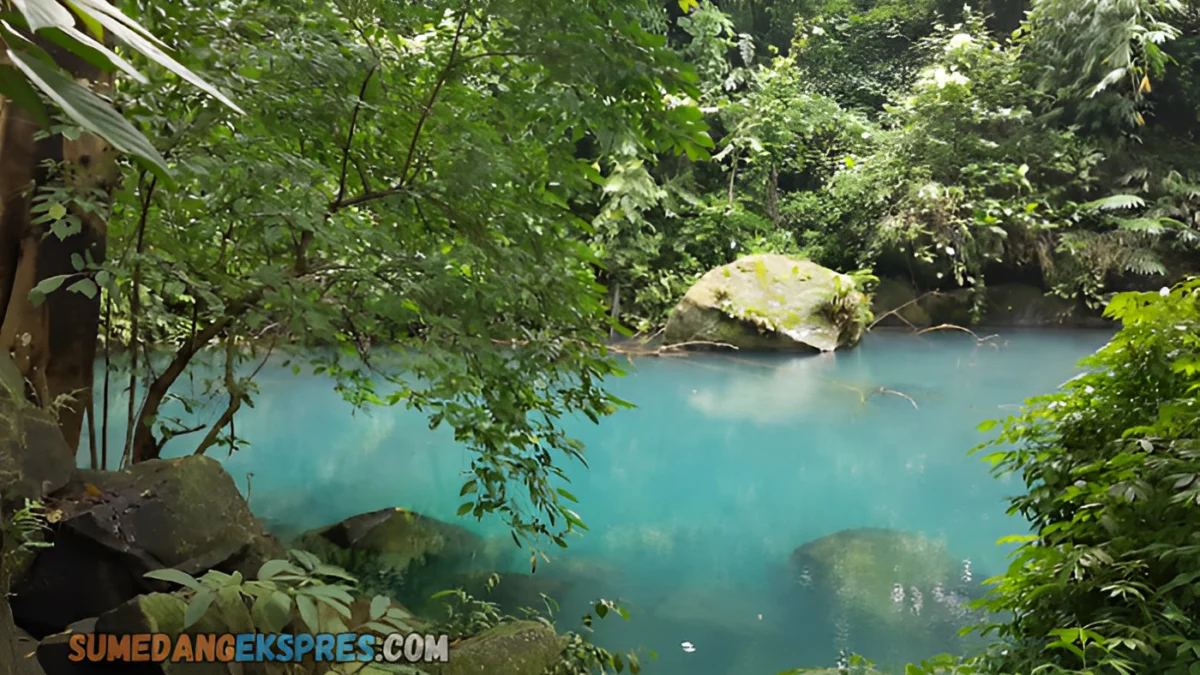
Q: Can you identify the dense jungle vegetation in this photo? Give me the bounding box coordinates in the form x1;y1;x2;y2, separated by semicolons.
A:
0;0;1198;672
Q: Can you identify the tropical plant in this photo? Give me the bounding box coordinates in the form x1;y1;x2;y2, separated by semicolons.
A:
59;0;717;560
1024;0;1190;129
962;278;1200;674
144;549;415;637
0;0;242;454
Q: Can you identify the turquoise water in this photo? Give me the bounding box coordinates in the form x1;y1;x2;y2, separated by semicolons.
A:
88;330;1111;674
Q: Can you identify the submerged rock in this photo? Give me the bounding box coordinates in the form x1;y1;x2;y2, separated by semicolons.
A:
292;508;483;612
11;456;282;638
426;620;563;675
664;255;871;352
870;277;932;329
412;571;572;622
788;528;984;666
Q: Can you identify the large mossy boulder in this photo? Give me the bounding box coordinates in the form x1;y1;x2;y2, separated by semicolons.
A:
426;621;563;675
788;528;984;667
664;255;871;352
10;456;282;638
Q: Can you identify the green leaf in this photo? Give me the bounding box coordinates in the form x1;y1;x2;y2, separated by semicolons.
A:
300;583;354;605
183;588;215;629
63;0;103;40
363;621;396;634
556;487;578;503
310;594;352;619
66;277;97;298
0;64;48;126
250;591;292;633
27;274;67;306
11;0;74;32
977;419;999;432
7;48;169;181
144;568;202;590
295;594;319;633
40;24;147;83
1080;194;1146;212
69;0;243;114
456;502;474;516
257;559;303;581
312;563;357;582
289;549;320;571
370;595;390;620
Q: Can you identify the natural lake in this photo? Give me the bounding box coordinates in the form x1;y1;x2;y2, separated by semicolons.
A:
88;330;1113;674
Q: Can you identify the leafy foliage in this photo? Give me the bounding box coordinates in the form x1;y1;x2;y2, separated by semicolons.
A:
0;0;239;178
89;0;713;553
144;549;414;636
962;279;1200;674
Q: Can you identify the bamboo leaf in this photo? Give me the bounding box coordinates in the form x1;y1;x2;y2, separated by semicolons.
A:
7;48;169;180
11;0;74;32
74;4;243;114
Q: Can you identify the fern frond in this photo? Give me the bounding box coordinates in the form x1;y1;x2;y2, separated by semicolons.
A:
1121;248;1167;276
1081;194;1147;212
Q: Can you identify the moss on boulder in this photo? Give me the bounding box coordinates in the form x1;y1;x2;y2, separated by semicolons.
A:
664;255;871;352
68;456;277;572
426;621;563;675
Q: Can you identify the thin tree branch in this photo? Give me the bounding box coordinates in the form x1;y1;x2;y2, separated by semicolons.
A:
331;8;469;213
335;64;378;206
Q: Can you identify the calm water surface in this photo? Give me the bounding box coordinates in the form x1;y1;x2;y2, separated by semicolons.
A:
90;330;1112;674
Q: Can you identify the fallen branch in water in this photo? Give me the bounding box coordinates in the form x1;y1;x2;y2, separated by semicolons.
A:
656;340;739;352
915;323;1001;347
870;387;919;410
868;291;942;331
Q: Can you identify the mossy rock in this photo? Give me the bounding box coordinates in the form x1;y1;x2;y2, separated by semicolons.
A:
789;529;984;666
0;354;75;510
12;457;279;638
871;278;931;329
980;284;1108;328
664;255;871;352
426;621;563;675
36;593;255;675
921;289;974;326
291;508;483;615
71;456;269;571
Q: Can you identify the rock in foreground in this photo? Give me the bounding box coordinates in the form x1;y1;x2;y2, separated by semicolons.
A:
11;456;282;639
426;621;564;675
664;255;871;352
